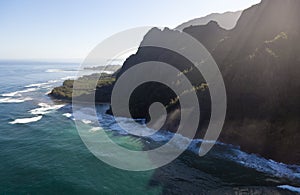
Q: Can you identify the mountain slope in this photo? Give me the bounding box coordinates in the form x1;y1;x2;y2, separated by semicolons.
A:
176;11;242;31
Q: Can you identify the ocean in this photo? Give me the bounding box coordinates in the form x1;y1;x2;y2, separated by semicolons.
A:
0;63;300;194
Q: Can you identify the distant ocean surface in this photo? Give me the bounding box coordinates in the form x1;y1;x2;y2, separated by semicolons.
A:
0;63;300;194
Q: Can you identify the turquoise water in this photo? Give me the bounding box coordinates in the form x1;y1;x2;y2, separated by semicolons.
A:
0;63;300;194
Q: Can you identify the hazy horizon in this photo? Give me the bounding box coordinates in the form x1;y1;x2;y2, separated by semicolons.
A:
0;0;260;61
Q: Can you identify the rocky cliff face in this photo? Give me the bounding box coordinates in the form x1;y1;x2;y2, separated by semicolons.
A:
213;0;300;164
109;0;300;165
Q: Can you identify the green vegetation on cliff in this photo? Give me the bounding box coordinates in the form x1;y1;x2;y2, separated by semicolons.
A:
49;73;115;102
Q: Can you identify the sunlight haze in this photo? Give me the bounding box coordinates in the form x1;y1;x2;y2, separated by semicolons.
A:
0;0;260;61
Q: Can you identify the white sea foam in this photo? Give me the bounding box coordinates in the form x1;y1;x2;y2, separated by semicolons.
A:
82;119;92;124
211;144;300;181
46;69;76;73
47;80;60;83
25;82;48;88
9;115;42;124
73;108;98;122
74;108;300;181
278;185;300;193
44;90;52;95
45;69;64;73
89;127;101;132
102;113;300;181
29;103;65;115
1;91;22;97
25;78;64;90
62;113;72;118
60;76;76;80
0;97;33;103
1;88;38;97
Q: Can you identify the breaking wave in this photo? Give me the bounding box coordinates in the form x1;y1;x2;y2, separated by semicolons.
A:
9;115;43;124
29;103;65;115
0;97;33;103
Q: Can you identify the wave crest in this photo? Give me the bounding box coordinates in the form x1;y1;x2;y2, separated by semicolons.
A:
9;116;42;124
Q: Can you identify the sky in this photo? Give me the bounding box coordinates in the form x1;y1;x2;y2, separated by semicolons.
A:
0;0;260;62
